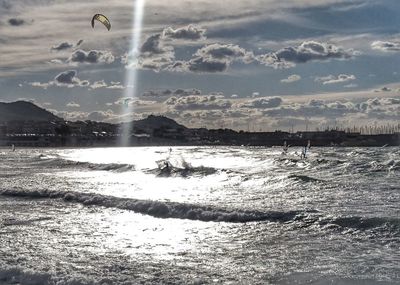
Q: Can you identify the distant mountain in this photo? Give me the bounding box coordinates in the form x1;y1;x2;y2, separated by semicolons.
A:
0;101;62;122
133;115;187;131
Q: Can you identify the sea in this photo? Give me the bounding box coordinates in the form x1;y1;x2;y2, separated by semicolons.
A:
0;146;399;285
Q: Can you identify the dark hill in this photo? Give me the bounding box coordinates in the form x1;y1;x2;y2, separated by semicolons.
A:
0;101;62;122
133;115;187;130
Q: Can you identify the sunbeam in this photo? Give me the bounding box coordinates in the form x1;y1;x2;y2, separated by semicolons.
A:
120;0;146;147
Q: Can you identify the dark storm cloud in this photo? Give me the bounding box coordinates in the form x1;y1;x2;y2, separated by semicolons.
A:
162;25;206;40
51;42;74;51
8;18;25;26
257;41;357;69
68;49;115;64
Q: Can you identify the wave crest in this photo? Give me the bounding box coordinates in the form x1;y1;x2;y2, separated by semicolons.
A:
31;157;135;172
0;188;305;223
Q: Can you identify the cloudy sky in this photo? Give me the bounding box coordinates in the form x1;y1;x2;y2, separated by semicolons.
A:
1;0;400;131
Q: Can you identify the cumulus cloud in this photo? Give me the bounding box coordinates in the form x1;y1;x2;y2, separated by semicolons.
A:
31;72;125;90
263;99;359;119
49;59;64;64
66;101;80;108
126;38;356;74
125;34;174;71
89;80;125;90
106;84;124;90
281;74;301;83
182;57;229;73
166;95;232;110
142;88;202;97
51;42;73;51
141;34;170;55
257;97;400;126
30;82;51;89
89;80;108;90
374;86;393;92
52;109;117;122
371;40;400;52
87;110;116;122
30;70;89;89
169;43;254;73
315;74;356;85
162;25;206;40
8;18;25;26
55;70;88;86
344;83;358;88
256;53;295;69
16;97;36;104
194;43;253;63
239;97;283;109
52;111;85;121
53;95;400;129
258;41;357;69
113;97;157;108
125;25;208;71
68;49;115;64
358;97;400;119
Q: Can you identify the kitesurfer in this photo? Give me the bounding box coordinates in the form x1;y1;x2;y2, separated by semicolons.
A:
91;14;111;31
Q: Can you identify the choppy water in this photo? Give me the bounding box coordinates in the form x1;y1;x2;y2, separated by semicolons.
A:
0;146;399;284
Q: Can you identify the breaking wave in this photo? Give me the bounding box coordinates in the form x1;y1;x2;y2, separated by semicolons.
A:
1;217;52;227
321;216;400;233
145;165;218;177
0;188;307;223
0;188;399;236
0;266;100;285
30;156;135;172
288;174;323;183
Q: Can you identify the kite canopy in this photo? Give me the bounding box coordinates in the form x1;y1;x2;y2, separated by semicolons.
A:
91;14;111;31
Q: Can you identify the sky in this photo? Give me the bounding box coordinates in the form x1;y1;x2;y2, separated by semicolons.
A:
1;0;400;131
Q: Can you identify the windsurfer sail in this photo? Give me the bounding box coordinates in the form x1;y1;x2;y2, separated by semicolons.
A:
282;141;289;155
301;140;311;159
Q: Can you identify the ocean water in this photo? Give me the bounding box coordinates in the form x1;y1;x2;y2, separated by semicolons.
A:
0;146;399;285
